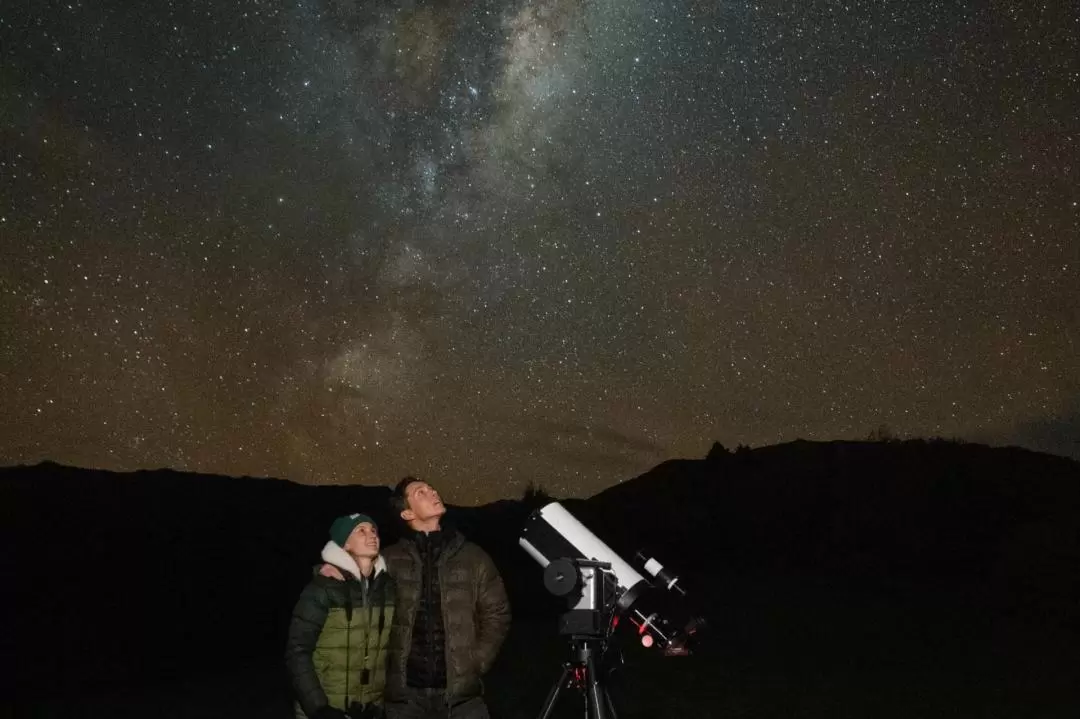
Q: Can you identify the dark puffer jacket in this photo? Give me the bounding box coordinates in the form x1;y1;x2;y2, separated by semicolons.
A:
404;530;448;689
382;528;511;702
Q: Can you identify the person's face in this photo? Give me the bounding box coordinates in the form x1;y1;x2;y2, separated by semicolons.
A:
401;481;446;523
343;522;380;559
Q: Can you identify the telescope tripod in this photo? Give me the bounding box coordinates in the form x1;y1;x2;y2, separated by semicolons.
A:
536;635;618;719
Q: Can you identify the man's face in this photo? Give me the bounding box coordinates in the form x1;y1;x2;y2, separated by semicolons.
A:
343;522;380;559
401;481;446;523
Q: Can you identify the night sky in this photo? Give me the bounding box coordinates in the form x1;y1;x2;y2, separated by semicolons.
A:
2;1;1078;503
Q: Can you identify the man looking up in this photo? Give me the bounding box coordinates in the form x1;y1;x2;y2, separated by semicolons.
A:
382;477;510;719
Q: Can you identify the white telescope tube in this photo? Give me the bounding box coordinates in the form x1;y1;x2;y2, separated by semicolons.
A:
533;502;647;593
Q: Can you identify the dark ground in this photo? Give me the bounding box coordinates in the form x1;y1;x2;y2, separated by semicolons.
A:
5;441;1079;717
18;571;1080;718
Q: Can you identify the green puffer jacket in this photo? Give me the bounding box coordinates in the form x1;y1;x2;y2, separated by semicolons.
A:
286;545;396;718
382;529;511;703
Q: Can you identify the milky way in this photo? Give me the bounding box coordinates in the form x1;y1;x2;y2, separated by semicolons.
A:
2;0;1078;502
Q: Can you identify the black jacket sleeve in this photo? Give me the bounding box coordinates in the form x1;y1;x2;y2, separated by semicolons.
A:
285;581;331;716
473;548;511;674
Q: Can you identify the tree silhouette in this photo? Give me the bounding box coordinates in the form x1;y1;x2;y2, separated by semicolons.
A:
522;481;555;508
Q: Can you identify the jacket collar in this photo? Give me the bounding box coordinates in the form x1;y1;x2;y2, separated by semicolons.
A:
400;526;464;559
320;541;388;581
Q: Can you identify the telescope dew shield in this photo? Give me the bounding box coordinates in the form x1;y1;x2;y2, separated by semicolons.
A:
519;502;650;611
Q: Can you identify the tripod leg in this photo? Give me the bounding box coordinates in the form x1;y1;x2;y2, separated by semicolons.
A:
585;654;608;719
603;687;618;719
537;663;571;719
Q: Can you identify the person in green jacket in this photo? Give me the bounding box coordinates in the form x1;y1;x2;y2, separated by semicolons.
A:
286;513;396;719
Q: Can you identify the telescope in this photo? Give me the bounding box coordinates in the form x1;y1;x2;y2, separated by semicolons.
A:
520;500;702;653
519;501;705;719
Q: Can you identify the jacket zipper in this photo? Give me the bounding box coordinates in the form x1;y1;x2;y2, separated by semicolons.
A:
345;580;353;709
439;553;451;710
359;577;376;700
429;554;436;687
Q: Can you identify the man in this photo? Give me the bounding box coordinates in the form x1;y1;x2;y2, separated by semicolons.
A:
361;477;510;719
287;513;396;719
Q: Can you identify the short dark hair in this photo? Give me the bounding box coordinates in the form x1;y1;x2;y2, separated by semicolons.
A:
390;476;423;515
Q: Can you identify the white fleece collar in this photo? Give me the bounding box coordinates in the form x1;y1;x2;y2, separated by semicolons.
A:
321;541;387;581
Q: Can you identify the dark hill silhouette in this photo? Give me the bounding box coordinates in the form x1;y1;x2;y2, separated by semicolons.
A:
2;439;1078;717
581;439;1080;618
0;463;394;698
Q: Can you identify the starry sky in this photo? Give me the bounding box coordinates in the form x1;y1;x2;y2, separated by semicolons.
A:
2;0;1078;503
